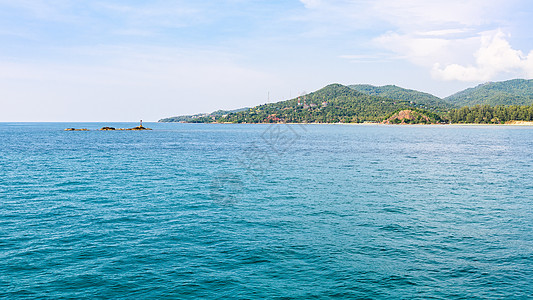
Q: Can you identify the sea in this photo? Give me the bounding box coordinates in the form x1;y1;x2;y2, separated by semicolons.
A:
1;122;532;299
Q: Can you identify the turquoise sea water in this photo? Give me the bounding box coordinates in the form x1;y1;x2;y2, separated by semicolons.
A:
1;122;532;299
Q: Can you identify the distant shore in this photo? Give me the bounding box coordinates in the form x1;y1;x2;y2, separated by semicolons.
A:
174;121;533;126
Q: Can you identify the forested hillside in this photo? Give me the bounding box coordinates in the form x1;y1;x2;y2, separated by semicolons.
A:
349;84;455;111
215;84;416;123
445;79;533;106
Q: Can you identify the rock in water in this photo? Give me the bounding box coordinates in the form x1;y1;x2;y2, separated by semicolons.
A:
127;126;152;130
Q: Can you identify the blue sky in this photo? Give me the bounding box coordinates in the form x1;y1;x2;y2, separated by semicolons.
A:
1;0;532;121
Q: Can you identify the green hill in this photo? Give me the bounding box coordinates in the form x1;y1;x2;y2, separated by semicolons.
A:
158;107;249;123
444;79;533;106
349;84;456;111
214;83;421;123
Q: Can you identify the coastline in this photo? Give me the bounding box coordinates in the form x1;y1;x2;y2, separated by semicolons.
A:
448;121;533;126
161;121;533;126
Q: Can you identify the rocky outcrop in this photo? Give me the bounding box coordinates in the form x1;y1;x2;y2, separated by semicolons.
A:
126;126;152;130
383;110;433;124
98;126;152;131
64;128;89;131
65;126;152;131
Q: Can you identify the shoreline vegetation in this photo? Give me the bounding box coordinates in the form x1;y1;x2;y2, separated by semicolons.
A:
160;79;533;126
192;121;533;126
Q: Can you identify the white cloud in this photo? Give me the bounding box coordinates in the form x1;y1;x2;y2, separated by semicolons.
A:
372;0;505;29
433;30;533;81
299;0;322;9
374;31;480;67
301;0;529;80
366;0;533;82
415;29;471;37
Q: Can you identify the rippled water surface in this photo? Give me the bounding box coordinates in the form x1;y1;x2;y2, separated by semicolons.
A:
1;122;532;299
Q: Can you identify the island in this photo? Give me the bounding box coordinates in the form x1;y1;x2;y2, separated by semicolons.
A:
159;79;533;125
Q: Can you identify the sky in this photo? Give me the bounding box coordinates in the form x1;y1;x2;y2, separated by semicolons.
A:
0;0;532;122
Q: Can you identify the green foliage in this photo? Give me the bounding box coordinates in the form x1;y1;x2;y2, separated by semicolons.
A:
349;84;456;111
445;79;533;106
216;84;415;123
448;104;533;123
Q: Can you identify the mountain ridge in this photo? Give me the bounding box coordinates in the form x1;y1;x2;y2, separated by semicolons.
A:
349;84;456;111
161;83;438;123
444;79;533;106
159;79;533;123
